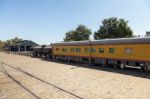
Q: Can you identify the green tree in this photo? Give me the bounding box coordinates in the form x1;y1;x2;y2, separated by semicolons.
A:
64;25;92;41
0;37;23;51
94;17;133;39
4;37;23;46
0;40;4;51
11;37;23;44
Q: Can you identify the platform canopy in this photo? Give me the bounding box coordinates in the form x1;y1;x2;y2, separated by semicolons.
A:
6;40;38;51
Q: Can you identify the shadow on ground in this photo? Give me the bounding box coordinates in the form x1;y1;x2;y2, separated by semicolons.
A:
40;58;150;79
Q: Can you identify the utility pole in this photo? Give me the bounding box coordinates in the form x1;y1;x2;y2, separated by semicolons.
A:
89;39;92;64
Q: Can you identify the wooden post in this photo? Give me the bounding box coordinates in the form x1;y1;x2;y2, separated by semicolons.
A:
120;61;125;69
89;58;91;64
52;55;55;61
18;46;20;52
145;63;149;72
24;46;26;52
102;59;106;67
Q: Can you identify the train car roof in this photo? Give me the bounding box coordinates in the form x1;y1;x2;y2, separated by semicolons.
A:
32;45;52;49
53;37;150;46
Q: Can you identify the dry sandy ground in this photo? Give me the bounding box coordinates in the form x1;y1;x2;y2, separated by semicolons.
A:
0;52;150;99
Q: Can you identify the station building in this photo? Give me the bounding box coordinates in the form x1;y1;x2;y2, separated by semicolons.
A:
5;40;38;52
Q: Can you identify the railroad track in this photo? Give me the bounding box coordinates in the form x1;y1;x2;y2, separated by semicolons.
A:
0;62;83;99
0;64;41;99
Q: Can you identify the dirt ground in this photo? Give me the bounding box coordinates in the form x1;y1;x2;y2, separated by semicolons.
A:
0;52;150;99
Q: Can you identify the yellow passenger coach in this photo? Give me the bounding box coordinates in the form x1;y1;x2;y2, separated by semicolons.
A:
53;37;150;71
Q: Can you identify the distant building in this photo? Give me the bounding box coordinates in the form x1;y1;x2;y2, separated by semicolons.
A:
145;32;150;37
5;40;38;52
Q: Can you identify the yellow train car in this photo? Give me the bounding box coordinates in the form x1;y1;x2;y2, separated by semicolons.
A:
53;37;150;71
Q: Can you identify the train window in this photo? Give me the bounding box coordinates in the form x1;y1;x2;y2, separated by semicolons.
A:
56;48;59;51
62;48;67;52
99;48;104;53
85;48;89;53
70;48;75;52
76;48;81;52
109;48;115;53
125;48;132;54
91;48;96;53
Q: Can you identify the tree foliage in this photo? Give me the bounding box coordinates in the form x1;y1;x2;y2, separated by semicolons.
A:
4;37;23;46
0;40;4;51
94;17;133;39
0;37;23;51
64;25;92;41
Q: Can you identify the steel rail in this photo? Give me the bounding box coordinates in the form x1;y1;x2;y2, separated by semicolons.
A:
0;62;83;99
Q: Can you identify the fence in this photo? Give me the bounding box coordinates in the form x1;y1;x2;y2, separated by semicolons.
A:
3;51;33;57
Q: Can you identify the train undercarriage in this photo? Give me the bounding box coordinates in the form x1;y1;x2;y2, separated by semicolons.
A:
53;55;150;72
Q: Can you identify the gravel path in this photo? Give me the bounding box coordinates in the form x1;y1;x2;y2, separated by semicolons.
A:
0;52;150;99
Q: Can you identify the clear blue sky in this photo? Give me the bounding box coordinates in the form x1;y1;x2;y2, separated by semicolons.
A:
0;0;150;44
